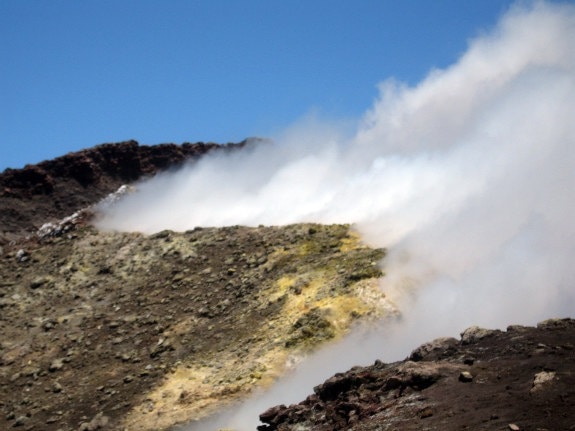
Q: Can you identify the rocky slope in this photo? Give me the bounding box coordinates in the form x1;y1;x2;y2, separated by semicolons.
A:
258;318;575;431
0;219;391;431
0;139;246;241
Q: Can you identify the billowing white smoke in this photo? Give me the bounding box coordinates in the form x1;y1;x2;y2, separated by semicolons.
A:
96;2;575;429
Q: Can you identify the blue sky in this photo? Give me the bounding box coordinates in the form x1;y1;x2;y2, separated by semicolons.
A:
0;0;524;170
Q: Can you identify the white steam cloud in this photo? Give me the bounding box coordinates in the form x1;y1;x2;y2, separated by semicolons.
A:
96;2;575;429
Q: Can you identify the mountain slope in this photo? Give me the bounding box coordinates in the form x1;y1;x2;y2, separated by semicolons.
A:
0;220;390;431
1;142;573;431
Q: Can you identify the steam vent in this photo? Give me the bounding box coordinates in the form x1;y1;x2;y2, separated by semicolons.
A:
1;142;573;431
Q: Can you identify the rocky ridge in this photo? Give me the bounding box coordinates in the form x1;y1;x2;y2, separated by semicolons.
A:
258;318;575;431
0;139;246;241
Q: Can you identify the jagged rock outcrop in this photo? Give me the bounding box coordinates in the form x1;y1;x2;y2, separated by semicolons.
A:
258;318;575;431
0;139;246;241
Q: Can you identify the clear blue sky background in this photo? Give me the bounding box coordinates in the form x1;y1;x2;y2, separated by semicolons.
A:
0;0;526;170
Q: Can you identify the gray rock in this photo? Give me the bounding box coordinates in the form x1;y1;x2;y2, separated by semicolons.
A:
30;276;52;289
15;249;28;262
410;337;458;361
537;318;569;329
49;358;65;372
78;412;109;431
460;326;498;344
13;415;28;427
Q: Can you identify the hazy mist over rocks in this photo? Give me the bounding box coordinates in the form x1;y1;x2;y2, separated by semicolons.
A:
97;0;574;331
92;3;575;429
96;5;574;424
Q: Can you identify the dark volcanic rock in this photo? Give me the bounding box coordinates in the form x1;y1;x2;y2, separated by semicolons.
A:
0;139;245;241
258;318;575;431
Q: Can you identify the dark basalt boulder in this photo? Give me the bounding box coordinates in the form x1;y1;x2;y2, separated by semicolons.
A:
258;318;575;431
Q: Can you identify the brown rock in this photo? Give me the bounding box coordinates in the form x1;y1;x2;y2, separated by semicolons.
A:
530;371;556;393
419;407;434;418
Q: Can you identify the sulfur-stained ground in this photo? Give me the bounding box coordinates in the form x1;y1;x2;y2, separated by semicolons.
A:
0;222;393;431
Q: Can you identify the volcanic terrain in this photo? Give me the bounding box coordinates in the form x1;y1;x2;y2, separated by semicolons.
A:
0;141;573;431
